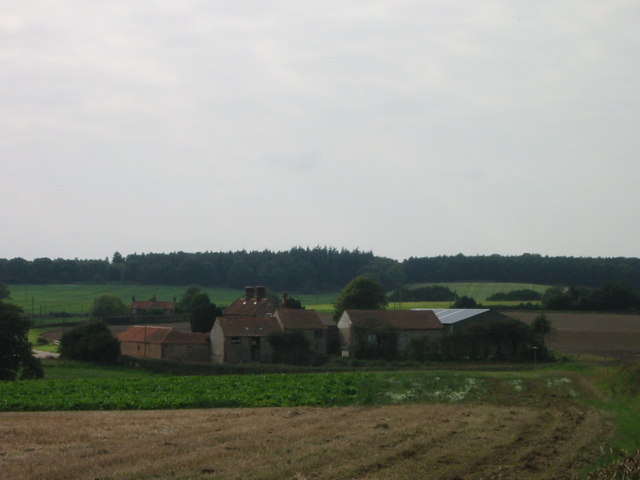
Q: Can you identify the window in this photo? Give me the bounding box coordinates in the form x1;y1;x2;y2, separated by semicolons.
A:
230;337;241;345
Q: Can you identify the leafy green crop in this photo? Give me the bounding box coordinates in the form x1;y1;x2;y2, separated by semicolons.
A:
0;370;584;412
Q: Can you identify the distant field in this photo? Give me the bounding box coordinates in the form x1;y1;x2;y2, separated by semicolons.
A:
8;282;548;316
8;284;244;315
509;311;640;358
408;282;549;302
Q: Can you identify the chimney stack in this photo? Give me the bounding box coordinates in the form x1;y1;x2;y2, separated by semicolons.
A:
255;286;266;300
245;286;255;299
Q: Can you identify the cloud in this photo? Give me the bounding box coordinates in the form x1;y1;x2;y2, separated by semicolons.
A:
1;1;639;260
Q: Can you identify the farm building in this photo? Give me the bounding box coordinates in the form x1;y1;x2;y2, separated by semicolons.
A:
337;310;444;357
130;296;176;315
211;307;332;364
223;286;277;317
414;309;514;331
274;308;328;357
117;326;209;362
211;316;281;363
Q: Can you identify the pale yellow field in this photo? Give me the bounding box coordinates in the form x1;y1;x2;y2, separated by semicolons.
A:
0;403;609;480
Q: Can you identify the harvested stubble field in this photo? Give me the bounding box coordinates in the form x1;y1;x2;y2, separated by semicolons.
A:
0;403;609;480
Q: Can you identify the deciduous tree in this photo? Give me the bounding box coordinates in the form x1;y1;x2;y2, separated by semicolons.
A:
333;276;388;321
0;298;43;380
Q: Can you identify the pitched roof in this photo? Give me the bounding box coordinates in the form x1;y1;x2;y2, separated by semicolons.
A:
131;300;175;311
276;308;326;330
223;297;275;316
414;309;490;325
117;326;208;345
217;316;282;337
343;310;444;330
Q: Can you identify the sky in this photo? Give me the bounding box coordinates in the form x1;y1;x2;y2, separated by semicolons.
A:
2;1;639;262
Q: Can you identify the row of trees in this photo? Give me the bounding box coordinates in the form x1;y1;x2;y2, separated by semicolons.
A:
3;250;640;291
542;282;640;311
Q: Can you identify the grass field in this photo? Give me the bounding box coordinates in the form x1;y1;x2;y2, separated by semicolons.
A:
8;282;548;316
8;284;244;315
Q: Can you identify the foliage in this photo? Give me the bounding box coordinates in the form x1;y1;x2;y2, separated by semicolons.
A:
3;251;640;292
487;289;542;301
0;282;10;300
445;318;540;361
90;293;128;318
268;331;312;365
453;296;479;308
542;282;640;311
352;325;398;360
176;285;207;312
0;369;589;412
403;336;439;362
282;294;304;309
59;319;120;364
0;300;43;380
333;276;388;321
177;286;223;333
388;285;457;302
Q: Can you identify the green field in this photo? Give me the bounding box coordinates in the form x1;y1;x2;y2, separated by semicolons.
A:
0;366;583;412
8;282;549;317
8;284;244;315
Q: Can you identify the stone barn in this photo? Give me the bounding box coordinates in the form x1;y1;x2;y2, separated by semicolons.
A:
337;309;444;357
117;326;209;363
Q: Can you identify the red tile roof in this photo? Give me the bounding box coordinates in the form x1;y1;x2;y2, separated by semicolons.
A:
216;316;282;337
276;308;326;330
343;310;444;331
223;297;276;316
117;326;208;345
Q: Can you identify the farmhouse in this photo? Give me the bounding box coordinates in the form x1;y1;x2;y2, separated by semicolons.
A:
117;326;209;362
223;286;277;317
211;316;281;363
337;309;444;357
130;296;176;315
211;307;331;364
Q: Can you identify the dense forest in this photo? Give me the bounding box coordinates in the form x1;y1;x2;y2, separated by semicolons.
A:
1;249;639;292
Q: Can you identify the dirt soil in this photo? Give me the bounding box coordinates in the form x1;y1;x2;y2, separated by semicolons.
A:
508;312;640;359
0;403;610;480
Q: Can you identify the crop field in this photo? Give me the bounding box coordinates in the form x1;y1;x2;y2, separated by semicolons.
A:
509;311;640;358
0;368;616;480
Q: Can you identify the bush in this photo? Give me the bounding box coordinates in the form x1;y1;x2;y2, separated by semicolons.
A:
59;319;120;364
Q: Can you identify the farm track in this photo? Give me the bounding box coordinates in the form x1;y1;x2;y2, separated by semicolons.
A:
0;403;610;480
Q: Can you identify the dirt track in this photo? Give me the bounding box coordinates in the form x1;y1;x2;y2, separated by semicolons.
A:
0;403;610;480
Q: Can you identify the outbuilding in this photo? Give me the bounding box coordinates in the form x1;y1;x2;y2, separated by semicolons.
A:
117;326;209;362
337;309;444;357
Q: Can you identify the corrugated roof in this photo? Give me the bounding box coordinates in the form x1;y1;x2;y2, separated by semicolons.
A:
412;309;489;325
344;310;443;330
276;308;326;330
217;316;282;337
117;326;208;345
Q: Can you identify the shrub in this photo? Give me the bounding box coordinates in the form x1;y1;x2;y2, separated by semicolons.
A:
59;319;120;364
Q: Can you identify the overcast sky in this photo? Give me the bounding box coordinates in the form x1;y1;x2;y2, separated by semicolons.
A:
2;1;639;262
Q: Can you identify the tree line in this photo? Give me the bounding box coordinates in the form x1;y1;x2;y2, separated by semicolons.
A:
1;249;640;291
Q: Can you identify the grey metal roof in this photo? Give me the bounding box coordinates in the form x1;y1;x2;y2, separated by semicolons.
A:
412;309;489;325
